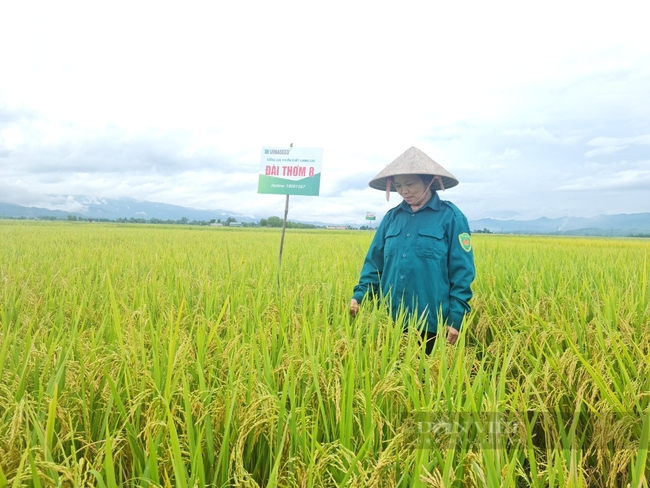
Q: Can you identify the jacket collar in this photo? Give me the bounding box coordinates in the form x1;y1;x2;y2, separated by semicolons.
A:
398;191;441;213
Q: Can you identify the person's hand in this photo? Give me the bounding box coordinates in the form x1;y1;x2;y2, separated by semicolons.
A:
350;299;359;317
446;326;459;345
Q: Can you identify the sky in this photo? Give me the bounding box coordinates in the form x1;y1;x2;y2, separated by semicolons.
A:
1;0;649;224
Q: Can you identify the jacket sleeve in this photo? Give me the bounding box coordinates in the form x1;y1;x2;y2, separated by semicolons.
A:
352;216;388;303
446;211;475;330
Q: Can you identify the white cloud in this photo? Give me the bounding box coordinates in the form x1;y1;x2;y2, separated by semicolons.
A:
502;127;581;145
558;161;650;191
1;1;649;222
584;145;626;158
498;149;521;160
48;195;89;213
585;134;650;158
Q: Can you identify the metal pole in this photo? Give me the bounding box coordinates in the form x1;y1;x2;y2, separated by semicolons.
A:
279;194;290;268
277;143;293;289
277;194;290;289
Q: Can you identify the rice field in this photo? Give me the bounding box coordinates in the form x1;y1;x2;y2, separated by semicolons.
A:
0;220;649;487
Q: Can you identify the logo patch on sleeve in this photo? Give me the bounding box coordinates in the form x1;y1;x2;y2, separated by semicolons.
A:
459;233;472;252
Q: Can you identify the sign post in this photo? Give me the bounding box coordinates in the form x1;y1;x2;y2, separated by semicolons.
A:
365;212;376;229
258;146;323;284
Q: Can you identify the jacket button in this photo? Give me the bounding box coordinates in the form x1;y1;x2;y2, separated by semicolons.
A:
402;254;406;257
407;233;411;237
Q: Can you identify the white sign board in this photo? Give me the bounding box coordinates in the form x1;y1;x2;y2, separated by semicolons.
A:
258;147;323;196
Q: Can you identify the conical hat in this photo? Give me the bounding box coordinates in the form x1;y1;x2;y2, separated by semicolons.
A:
369;146;459;192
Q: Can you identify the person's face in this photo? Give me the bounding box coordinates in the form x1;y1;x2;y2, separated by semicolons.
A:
393;174;428;205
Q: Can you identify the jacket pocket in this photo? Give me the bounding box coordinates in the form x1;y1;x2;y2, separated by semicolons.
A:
416;227;446;259
384;227;401;256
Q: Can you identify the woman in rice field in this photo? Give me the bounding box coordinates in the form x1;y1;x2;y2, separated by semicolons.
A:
350;147;475;354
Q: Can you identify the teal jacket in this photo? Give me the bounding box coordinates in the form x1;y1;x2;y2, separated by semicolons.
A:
353;192;475;333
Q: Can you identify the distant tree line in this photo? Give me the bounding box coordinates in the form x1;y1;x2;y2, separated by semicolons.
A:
259;216;318;229
31;215;242;226
114;217;241;226
3;214;355;231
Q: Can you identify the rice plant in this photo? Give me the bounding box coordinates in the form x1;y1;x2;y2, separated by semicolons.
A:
0;221;648;487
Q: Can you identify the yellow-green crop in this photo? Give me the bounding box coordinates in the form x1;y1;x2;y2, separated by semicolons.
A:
0;221;649;487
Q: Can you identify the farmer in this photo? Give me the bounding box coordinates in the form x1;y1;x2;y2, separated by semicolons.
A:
350;147;475;354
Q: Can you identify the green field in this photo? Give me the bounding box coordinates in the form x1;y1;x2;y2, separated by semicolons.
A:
1;221;649;487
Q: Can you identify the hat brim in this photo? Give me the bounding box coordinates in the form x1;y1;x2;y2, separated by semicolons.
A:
369;174;459;192
368;146;460;192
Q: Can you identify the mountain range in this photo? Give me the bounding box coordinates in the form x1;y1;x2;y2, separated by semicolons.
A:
471;214;650;236
0;198;257;223
1;197;649;236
